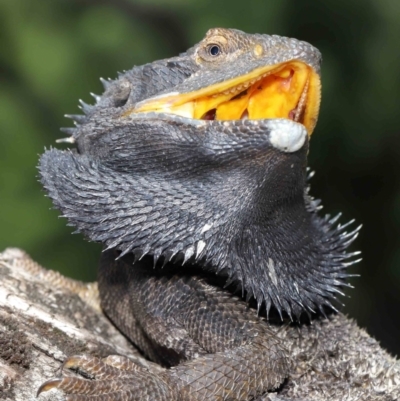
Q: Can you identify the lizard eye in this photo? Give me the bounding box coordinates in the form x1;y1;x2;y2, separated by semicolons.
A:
197;40;226;63
208;44;221;56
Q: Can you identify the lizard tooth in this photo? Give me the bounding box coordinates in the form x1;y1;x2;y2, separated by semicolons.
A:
268;120;307;153
294;80;309;122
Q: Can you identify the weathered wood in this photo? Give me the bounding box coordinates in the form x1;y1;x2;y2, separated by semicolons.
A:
0;248;149;401
0;248;399;401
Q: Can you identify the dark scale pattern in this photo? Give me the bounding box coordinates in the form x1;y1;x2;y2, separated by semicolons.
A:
145;31;321;99
40;115;359;317
38;250;289;401
38;28;361;400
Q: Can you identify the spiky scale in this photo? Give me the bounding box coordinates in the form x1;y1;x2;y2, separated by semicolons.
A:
90;92;102;103
65;114;87;124
100;77;111;90
39;28;361;324
56;137;76;144
59;127;76;136
78;99;95;114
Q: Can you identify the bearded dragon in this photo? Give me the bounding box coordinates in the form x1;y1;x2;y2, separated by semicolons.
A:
37;28;363;401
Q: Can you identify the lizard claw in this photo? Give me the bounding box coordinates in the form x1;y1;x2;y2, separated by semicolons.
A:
36;378;62;396
37;354;175;400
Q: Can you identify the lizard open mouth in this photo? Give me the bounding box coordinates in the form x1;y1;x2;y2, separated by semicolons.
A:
131;61;321;135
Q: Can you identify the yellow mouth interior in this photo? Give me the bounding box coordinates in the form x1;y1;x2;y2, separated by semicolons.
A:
131;61;321;135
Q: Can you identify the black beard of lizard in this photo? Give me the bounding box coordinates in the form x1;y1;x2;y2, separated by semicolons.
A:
39;28;361;320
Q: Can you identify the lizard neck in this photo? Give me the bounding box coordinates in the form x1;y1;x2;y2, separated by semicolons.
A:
200;167;359;319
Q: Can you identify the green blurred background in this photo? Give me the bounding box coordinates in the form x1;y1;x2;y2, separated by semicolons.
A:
1;0;400;356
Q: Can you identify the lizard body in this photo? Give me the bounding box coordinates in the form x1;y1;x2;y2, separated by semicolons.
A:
38;28;360;400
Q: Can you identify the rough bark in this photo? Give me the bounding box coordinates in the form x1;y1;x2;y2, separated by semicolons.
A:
0;248;150;401
0;248;399;401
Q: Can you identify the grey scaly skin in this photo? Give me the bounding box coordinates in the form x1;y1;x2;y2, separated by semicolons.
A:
37;28;360;400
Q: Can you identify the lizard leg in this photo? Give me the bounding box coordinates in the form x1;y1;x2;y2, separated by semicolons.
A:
38;355;176;401
38;250;290;400
38;333;287;401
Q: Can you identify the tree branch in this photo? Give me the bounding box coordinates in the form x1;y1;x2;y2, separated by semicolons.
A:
0;248;399;401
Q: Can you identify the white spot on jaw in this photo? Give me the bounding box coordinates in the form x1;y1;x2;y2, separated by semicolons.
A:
268;120;307;153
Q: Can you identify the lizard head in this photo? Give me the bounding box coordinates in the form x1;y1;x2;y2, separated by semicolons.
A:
39;28;360;319
129;28;321;136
